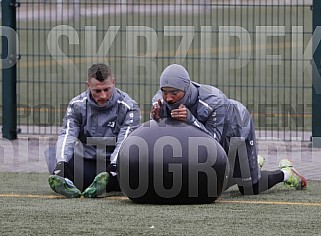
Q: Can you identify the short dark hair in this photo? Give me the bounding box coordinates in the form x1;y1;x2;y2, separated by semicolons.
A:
88;63;113;82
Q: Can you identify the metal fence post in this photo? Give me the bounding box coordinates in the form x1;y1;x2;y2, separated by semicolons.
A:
1;0;19;140
312;0;321;147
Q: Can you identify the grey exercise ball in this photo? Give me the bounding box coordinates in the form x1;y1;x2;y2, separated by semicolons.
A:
118;118;229;204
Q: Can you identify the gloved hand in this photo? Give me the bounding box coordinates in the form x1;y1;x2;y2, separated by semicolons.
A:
106;163;117;176
53;161;73;180
185;108;196;125
150;99;162;121
170;104;194;123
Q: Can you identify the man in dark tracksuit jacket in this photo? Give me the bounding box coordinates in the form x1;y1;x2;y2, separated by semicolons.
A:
46;63;141;198
151;64;307;195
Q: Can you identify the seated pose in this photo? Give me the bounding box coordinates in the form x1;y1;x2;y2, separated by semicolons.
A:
151;64;307;195
46;63;141;198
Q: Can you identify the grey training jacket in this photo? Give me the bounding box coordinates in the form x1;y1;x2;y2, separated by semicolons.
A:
152;82;252;145
56;88;141;165
152;82;260;185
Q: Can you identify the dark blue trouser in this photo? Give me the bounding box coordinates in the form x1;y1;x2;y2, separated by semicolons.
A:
45;146;120;192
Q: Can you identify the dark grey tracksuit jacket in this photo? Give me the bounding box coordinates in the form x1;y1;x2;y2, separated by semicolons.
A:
152;82;260;185
56;88;141;167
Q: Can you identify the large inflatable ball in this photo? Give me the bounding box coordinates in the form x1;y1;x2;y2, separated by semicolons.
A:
118;118;229;204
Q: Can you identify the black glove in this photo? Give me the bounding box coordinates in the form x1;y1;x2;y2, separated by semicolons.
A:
53;161;73;180
106;163;117;175
186;108;196;125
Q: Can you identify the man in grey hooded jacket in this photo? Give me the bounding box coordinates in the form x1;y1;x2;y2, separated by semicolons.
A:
47;63;141;198
151;64;307;195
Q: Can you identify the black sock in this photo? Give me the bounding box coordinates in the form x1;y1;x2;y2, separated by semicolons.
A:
238;170;284;195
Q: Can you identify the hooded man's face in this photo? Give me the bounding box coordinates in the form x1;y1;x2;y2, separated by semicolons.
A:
161;87;186;104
